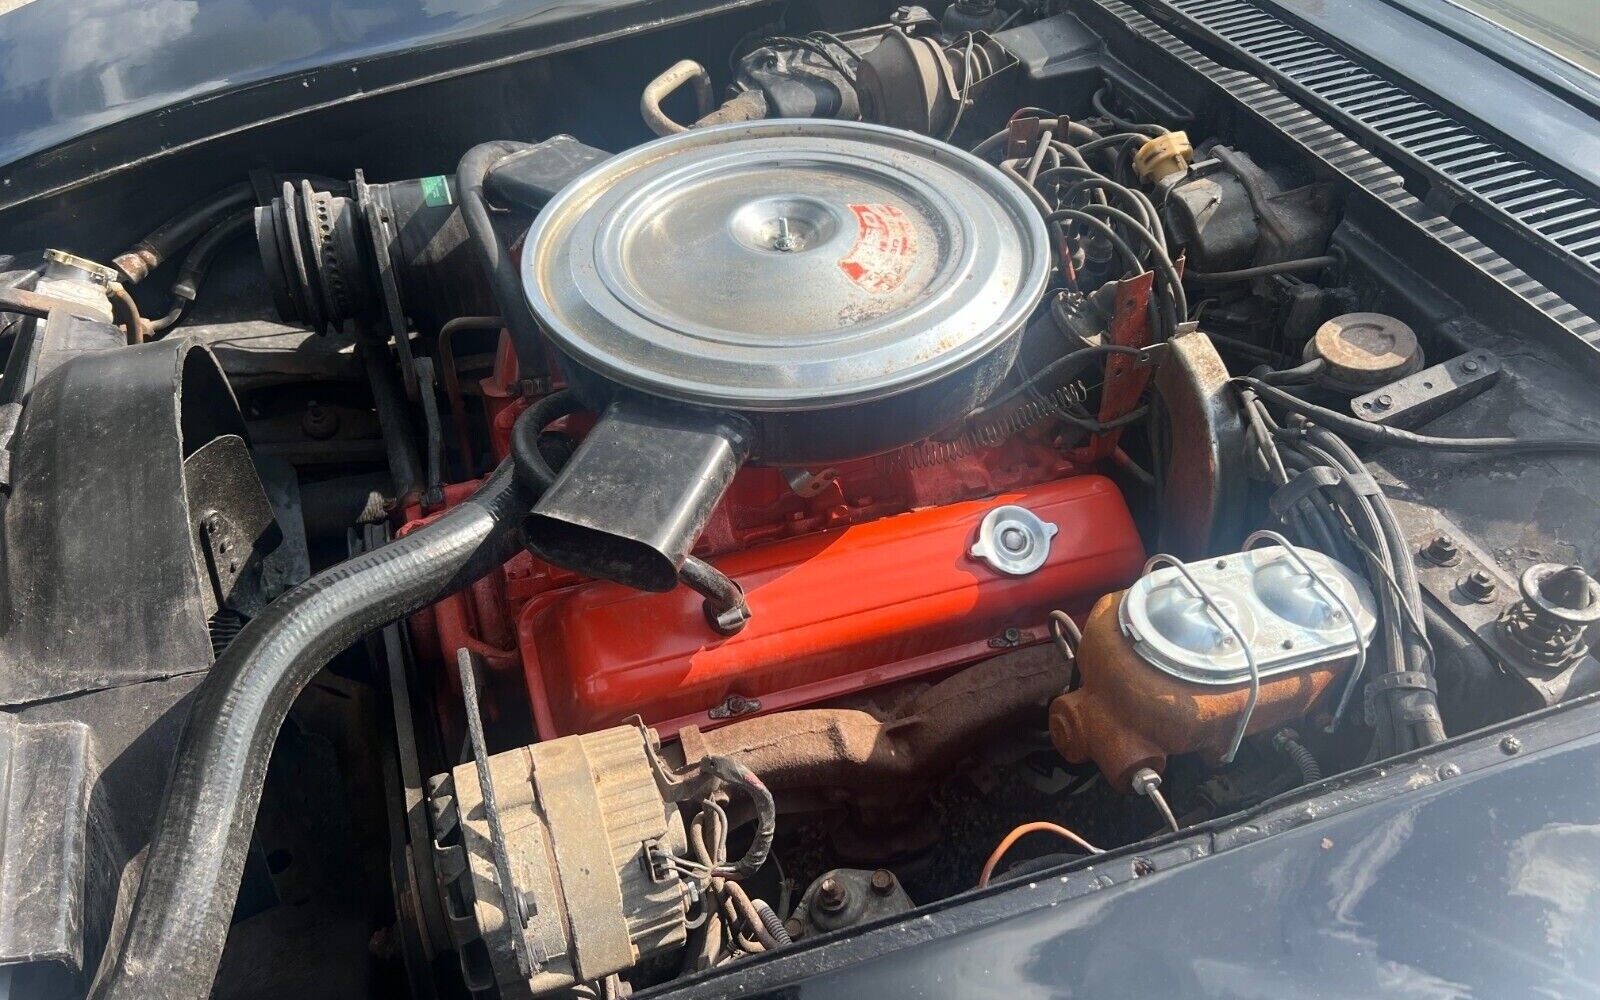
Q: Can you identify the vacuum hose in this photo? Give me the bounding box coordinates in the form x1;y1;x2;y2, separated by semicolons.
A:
113;182;255;285
458;141;549;382
93;456;534;1000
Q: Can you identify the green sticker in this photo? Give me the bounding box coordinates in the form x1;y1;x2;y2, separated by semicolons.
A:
419;175;453;207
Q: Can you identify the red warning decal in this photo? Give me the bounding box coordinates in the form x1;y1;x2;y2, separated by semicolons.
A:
838;203;917;294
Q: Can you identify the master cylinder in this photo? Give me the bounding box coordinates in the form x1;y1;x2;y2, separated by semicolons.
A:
1050;535;1377;790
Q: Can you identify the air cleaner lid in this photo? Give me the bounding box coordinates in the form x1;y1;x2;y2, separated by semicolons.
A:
521;120;1050;411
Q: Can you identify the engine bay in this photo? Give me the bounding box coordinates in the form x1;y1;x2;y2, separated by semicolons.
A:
2;1;1599;997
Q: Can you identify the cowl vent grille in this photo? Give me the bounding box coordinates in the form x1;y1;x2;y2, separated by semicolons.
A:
1155;0;1600;269
1091;0;1598;354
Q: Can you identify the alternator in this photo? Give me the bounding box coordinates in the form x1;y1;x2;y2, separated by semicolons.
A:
429;725;691;996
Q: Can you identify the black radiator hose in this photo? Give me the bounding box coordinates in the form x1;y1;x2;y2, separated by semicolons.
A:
92;458;533;1000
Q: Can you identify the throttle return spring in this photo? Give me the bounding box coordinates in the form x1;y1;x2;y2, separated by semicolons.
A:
888;380;1090;470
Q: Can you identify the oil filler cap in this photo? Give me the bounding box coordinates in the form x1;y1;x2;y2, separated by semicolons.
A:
970;505;1057;576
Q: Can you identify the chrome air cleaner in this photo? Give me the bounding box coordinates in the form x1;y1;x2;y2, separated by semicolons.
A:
521;118;1049;461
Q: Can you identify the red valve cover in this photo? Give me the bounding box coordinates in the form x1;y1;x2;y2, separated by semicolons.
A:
408;343;1145;743
518;474;1143;738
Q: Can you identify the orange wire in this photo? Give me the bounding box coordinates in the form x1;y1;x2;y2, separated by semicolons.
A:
977;821;1103;888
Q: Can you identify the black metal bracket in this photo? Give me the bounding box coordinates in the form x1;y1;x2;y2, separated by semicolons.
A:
414;357;446;510
1350;351;1501;429
355;169;421;400
1387;496;1600;706
456;647;541;978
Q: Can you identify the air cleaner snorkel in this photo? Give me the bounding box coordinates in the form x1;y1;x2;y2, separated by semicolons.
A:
520;399;755;633
523;400;750;594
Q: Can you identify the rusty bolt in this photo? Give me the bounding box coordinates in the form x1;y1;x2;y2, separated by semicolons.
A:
784;918;805;940
990;626;1026;649
816;877;849;914
870;869;895;897
302;400;339;440
1422;535;1461;567
1461;570;1498;602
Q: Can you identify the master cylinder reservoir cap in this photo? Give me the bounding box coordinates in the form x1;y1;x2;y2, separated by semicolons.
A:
1122;545;1378;684
970;505;1058;576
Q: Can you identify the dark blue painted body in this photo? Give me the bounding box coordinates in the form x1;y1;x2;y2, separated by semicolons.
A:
653;704;1600;999
826;751;1598;996
0;0;605;167
4;0;1598;994
0;0;757;211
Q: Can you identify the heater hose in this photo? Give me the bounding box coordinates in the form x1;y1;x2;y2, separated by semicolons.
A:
94;450;538;1000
